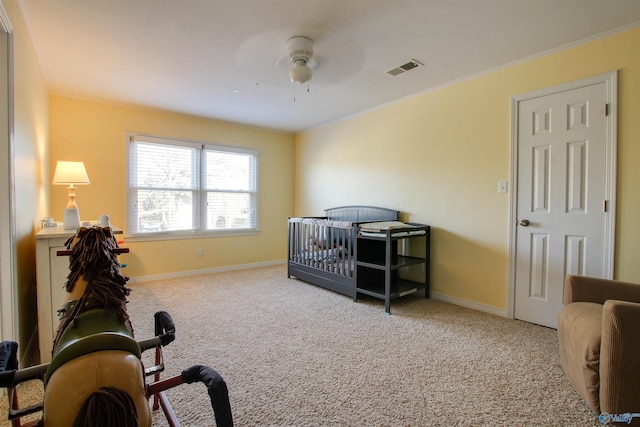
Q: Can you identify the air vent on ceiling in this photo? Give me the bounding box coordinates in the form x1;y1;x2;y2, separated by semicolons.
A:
387;59;424;76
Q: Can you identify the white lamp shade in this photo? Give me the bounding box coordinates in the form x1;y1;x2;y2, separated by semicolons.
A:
52;161;90;185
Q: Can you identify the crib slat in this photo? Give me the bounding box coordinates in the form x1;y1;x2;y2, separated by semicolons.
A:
288;217;355;278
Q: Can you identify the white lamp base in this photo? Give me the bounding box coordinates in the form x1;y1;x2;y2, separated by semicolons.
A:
62;208;81;230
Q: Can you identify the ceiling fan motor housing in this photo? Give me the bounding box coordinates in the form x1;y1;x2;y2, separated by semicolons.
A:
288;36;314;65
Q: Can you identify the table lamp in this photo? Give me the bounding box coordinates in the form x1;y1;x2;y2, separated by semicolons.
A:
52;161;90;229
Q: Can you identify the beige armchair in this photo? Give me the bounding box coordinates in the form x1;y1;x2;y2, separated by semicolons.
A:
557;275;640;422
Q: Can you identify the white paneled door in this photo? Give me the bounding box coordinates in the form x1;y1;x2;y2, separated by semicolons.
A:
513;75;616;329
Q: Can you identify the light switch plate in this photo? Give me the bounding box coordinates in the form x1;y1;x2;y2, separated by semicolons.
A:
498;181;508;193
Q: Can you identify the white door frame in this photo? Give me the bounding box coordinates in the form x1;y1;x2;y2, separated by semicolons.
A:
507;71;618;320
0;1;17;341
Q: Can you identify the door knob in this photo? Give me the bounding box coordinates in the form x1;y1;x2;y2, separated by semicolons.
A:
519;219;530;227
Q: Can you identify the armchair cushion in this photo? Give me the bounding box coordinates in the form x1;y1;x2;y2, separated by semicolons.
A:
563;275;640;305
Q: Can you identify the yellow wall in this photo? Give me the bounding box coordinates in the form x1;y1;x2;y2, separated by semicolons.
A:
4;0;50;363
296;26;640;310
50;97;295;278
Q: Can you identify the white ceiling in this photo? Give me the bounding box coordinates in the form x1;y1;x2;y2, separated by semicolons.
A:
18;0;640;133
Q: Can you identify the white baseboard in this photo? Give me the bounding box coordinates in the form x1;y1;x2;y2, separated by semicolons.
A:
128;259;286;283
430;291;508;318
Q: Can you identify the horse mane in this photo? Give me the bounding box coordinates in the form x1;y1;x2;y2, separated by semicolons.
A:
63;226;131;325
72;386;139;427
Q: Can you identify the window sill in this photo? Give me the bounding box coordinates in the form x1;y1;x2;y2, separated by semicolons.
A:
124;229;259;242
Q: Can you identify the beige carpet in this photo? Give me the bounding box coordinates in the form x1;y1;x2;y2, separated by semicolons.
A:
2;264;600;426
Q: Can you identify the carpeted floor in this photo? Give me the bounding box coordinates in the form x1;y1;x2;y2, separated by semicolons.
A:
2;264;601;426
129;265;599;427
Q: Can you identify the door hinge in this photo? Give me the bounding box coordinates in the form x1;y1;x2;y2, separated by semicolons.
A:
603;200;608;212
605;103;610;116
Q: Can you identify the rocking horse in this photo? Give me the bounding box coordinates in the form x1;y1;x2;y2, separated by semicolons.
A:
0;226;233;426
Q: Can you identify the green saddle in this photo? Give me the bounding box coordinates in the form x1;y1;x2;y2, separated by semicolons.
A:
45;308;141;385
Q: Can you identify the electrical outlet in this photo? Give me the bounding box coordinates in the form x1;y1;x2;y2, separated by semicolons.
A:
197;248;203;257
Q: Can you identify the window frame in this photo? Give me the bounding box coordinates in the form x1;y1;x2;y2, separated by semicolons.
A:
126;132;259;240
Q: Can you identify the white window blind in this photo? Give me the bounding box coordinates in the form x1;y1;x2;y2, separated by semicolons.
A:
128;134;258;237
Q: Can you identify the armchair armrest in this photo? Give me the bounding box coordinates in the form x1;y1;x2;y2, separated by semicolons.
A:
599;300;640;414
563;275;640;305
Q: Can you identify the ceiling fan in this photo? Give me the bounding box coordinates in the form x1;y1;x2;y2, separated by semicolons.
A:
233;28;365;100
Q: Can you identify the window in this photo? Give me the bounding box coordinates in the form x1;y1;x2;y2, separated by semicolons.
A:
127;134;258;237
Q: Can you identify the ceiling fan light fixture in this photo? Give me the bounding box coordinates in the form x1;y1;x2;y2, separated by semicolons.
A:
287;36;314;85
289;62;312;84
